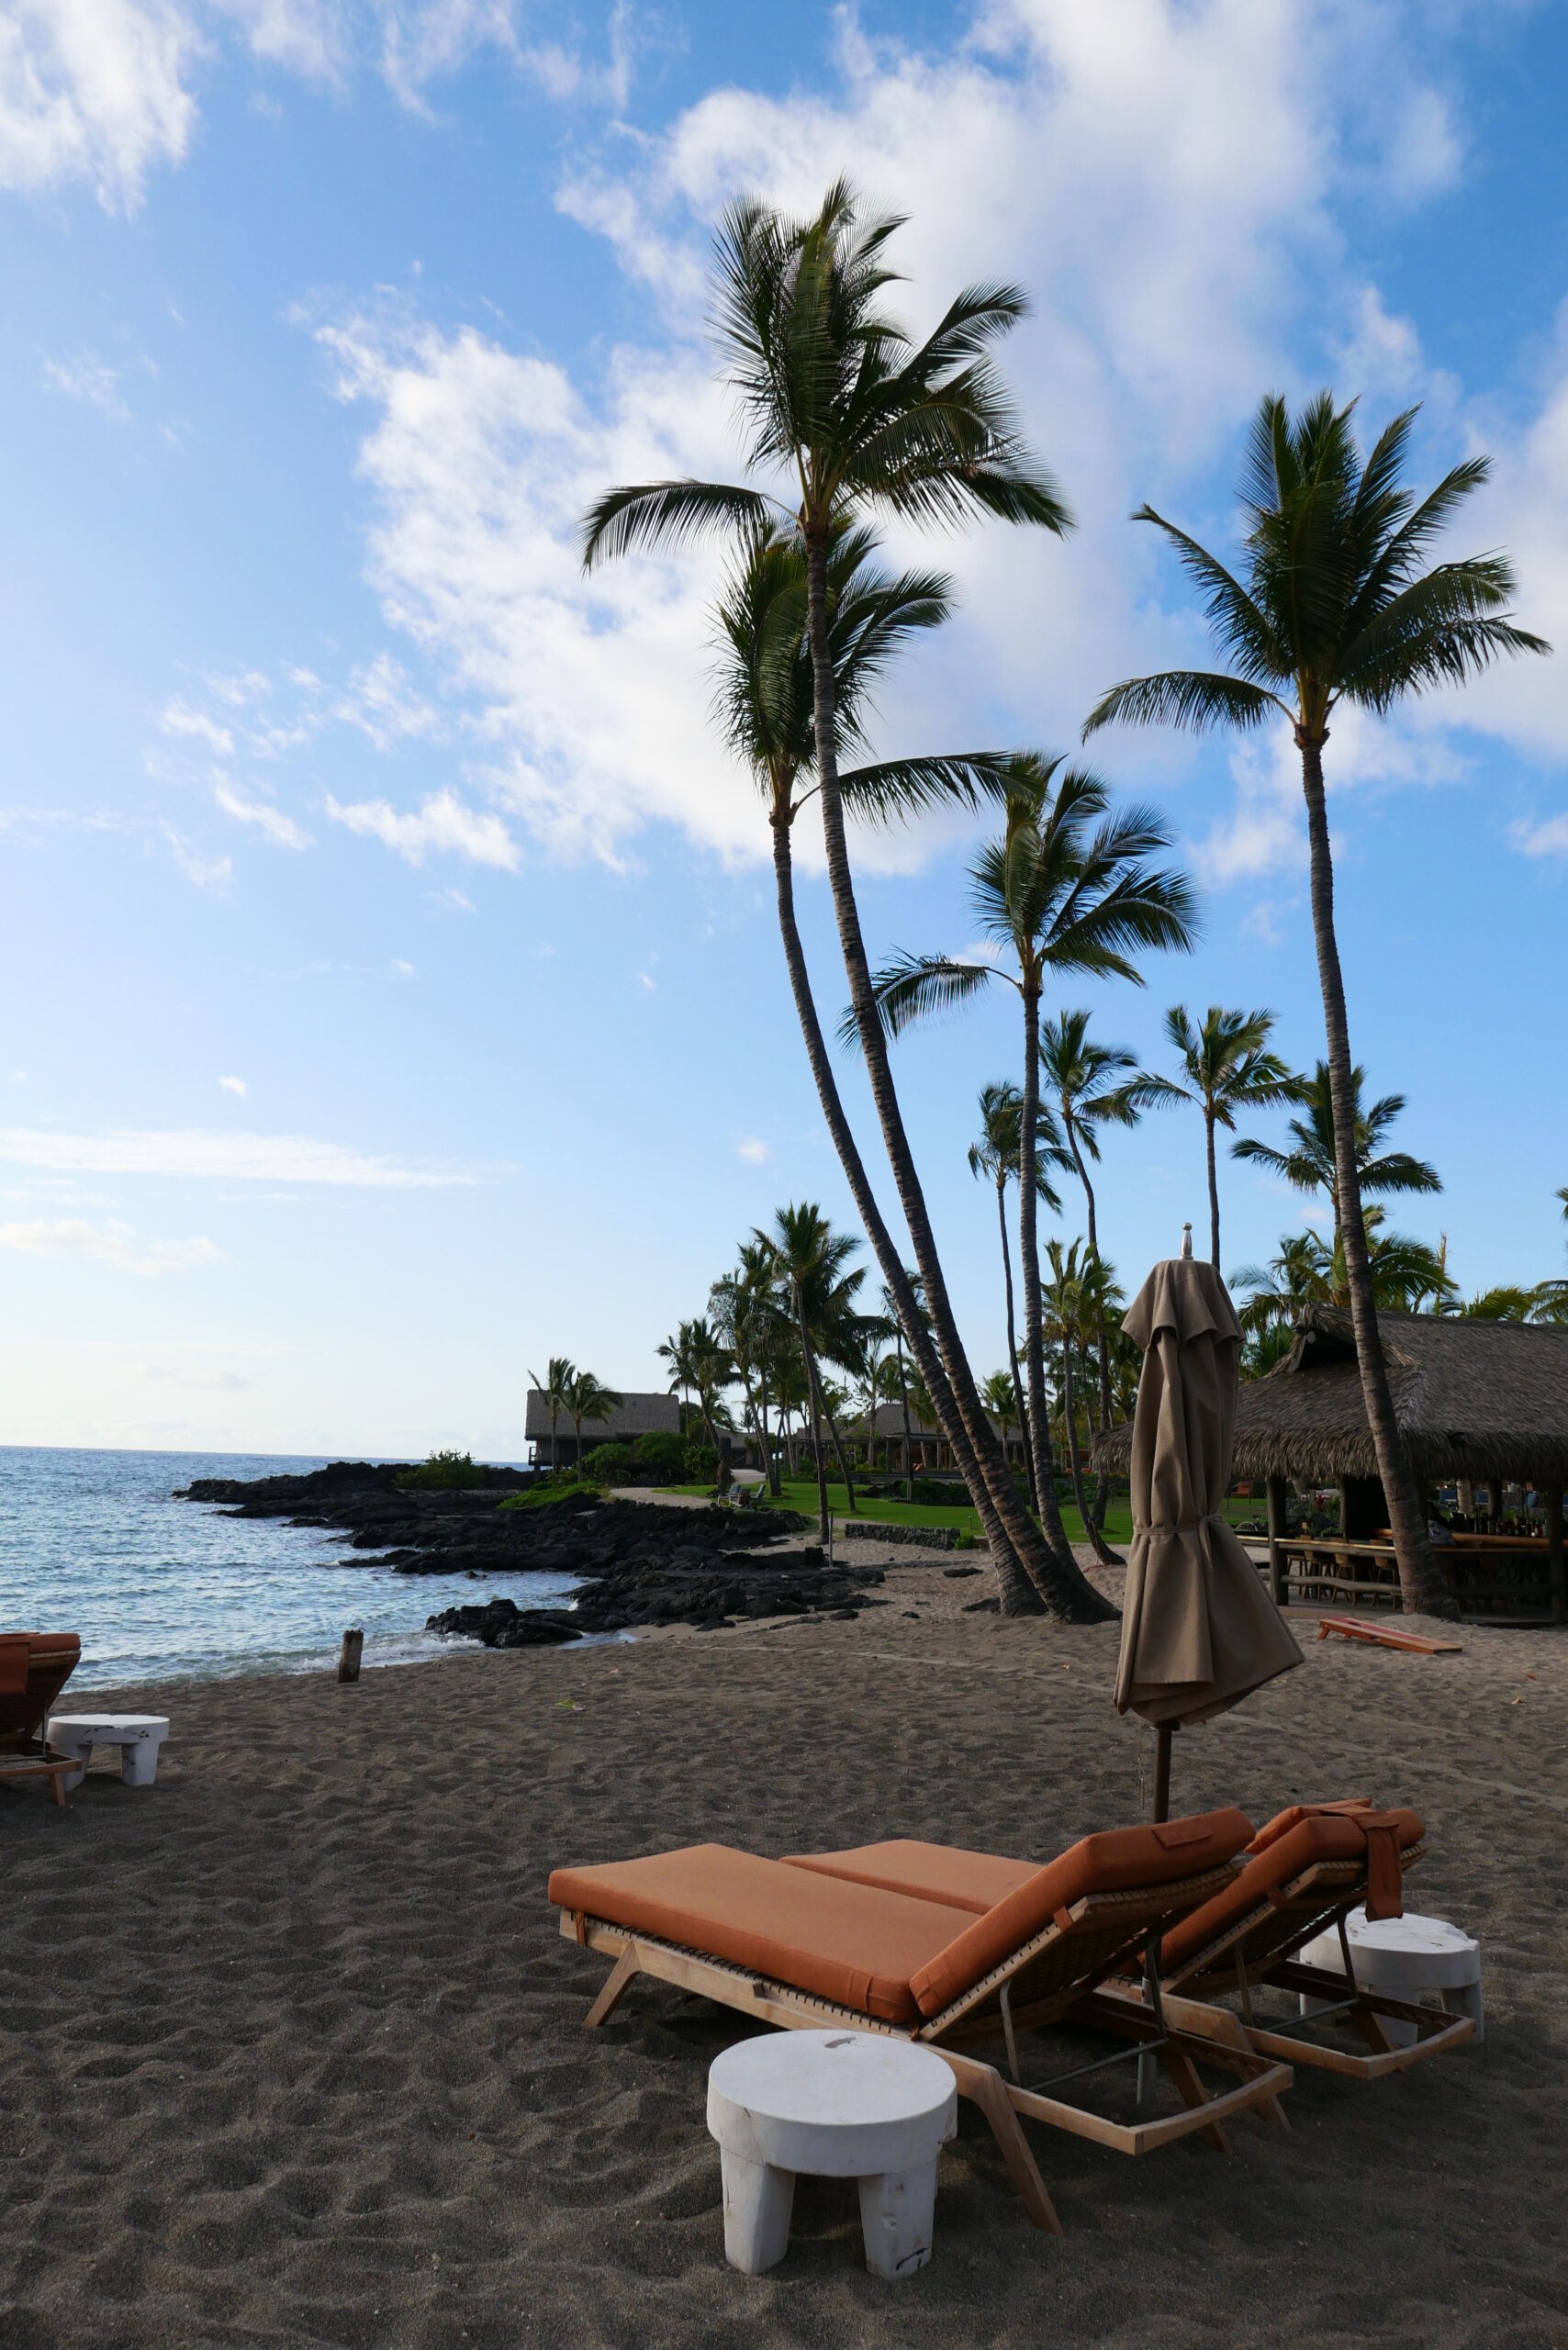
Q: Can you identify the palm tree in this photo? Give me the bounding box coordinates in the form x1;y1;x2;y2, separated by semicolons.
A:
879;1275;924;1500
581;181;1102;1622
1084;391;1548;1617
1233;1062;1440;1255
860;762;1193;1574
968;1080;1062;1511
562;1370;622;1476
1121;1006;1304;1269
760;1203;862;1542
711;1243;782;1492
656;1323;699;1432
1042;1239;1096;1539
682;1317;734;1459
1038;1008;1144;1544
705;516;1033;1570
980;1369;1021;1459
527;1355;575;1474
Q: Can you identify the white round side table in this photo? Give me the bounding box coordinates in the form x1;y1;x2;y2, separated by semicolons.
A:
706;2030;958;2278
1300;1907;1483;2045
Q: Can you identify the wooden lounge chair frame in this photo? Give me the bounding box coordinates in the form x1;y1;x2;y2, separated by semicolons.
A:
0;1636;81;1807
558;1859;1294;2235
1158;1844;1474;2083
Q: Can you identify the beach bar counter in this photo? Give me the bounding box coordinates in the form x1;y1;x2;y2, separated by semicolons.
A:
1098;1306;1568;1625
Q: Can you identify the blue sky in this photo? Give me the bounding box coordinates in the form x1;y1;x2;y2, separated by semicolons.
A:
2;0;1565;1456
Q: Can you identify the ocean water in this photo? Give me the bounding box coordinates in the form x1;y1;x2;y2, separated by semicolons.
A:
0;1447;580;1688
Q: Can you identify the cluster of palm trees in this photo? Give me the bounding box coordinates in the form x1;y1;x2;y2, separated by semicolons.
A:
526;1356;622;1473
581;179;1547;1622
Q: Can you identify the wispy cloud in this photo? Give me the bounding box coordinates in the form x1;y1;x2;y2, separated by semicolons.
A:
218;1074;247;1096
0;1217;222;1275
212;779;312;848
162;823;233;891
42;352;129;419
1510;812;1568;860
325;786;520;869
736;1137;768;1165
0;1127;475;1187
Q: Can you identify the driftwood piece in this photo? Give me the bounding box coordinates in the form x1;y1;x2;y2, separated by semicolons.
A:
338;1628;364;1684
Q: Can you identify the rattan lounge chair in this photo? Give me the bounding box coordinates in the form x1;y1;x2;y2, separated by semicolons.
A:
1152;1801;1476;2081
549;1808;1294;2234
0;1633;83;1806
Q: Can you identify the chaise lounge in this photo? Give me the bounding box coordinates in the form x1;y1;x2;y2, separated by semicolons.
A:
0;1633;84;1806
1152;1799;1476;2078
549;1807;1294;2233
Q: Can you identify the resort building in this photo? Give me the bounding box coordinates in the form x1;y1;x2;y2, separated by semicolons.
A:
524;1390;681;1468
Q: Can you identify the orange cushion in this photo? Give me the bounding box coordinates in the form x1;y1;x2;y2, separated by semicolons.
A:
0;1631;80;1743
1161;1804;1426;1977
906;1807;1253;2020
782;1840;1038;1915
547;1843;974;2024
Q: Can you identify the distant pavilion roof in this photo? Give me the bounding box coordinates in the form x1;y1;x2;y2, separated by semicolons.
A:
1094;1305;1568;1487
523;1391;681;1444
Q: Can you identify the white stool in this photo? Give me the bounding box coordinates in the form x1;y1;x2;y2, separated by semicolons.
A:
706;2031;957;2278
1300;1908;1483;2046
47;1716;170;1792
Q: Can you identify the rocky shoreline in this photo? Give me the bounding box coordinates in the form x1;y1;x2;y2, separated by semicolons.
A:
177;1462;886;1641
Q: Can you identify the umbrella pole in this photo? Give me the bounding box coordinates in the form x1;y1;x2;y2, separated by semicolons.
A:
1153;1724;1173;1823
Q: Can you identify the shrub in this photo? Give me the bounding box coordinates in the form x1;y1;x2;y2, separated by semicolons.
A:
633;1431;688;1483
396;1448;480;1491
581;1442;636;1485
684;1438;718;1481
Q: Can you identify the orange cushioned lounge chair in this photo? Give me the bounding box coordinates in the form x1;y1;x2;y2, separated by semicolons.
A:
0;1633;83;1807
797;1799;1473;2093
549;1807;1293;2234
1150;1799;1475;2080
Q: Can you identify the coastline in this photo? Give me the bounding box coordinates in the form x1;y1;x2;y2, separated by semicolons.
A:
5;1573;1564;2345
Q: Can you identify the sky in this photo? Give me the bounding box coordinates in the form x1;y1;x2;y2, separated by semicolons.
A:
2;0;1566;1458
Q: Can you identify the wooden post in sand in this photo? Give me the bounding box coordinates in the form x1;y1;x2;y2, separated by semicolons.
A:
1266;1476;1289;1608
338;1628;364;1684
1546;1486;1564;1628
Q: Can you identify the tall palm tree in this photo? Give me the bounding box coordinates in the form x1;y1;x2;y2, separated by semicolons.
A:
879;1275;923;1500
1042;1239;1096;1538
968;1080;1063;1511
1121;1006;1303;1269
705;518;1036;1585
581;181;1102;1622
527;1354;575;1473
760;1203;861;1542
860;763;1193;1572
681;1317;734;1459
1085;392;1548;1617
981;1369;1021;1458
1233;1062;1440;1255
711;1243;782;1492
656;1323;699;1432
562;1371;622;1475
1038;1008;1144;1542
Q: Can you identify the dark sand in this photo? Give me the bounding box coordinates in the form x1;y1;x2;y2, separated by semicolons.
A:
4;1570;1566;2348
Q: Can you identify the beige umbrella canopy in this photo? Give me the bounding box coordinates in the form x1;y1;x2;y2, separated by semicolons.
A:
1114;1237;1302;1810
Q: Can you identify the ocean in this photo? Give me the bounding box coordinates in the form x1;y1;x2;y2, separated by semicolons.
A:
0;1447;579;1688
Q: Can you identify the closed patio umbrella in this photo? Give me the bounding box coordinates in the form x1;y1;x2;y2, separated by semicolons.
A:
1115;1230;1303;1818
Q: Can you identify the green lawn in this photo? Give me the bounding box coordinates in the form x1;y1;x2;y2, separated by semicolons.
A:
667;1476;1267;1549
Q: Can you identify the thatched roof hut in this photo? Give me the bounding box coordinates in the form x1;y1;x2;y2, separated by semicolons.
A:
1095;1306;1568;1487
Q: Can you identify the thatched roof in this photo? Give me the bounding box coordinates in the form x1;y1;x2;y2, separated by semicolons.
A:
524;1391;681;1444
1094;1306;1568;1485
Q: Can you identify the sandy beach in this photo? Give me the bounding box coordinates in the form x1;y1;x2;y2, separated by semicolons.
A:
4;1562;1565;2349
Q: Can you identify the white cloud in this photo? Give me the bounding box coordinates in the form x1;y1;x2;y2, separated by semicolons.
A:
212;778;312;847
0;1216;221;1275
325;784;520;868
0;1126;475;1186
0;0;197;211
162;698;235;755
1510;813;1568;860
431;884;475;912
42;352;129;420
334;649;441;749
218;1073;247;1095
162;822;232;890
736;1137;768;1165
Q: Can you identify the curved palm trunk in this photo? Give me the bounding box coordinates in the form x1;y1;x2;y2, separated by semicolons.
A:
995;1171;1038;1511
1205;1104;1222;1270
801;533;1108;1623
1299;736;1452;1618
770;812;1047;1613
793;1283;832;1544
1058;1333;1093;1534
1017;981;1082;1566
1059;1109;1121;1565
825;1402;857;1511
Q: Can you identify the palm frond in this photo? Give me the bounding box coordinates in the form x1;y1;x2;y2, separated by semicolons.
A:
580;478;778;569
838;751;1015;825
1082;670;1285;737
841;952;1001;1051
